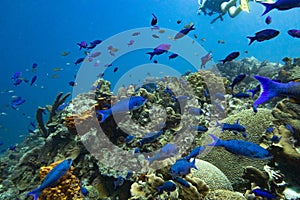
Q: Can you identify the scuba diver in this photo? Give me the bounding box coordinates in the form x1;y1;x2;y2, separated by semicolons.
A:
198;0;274;24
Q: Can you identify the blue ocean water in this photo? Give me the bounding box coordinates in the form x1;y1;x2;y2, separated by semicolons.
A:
0;0;299;151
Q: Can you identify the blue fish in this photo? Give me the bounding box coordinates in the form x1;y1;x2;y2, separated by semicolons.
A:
114;176;124;190
146;143;178;165
247;84;261;98
169;158;198;177
260;0;300;16
183;146;205;160
265;16;272;24
139;130;164;146
12;71;21;80
32;63;38;69
288;29;300;38
8;145;16;151
96;96;147;123
88;39;102;49
252;188;278;200
247;29;280;45
229;73;246;90
270;135;282;144
253;76;300;111
174;24;195;39
189;125;208;132
56;103;69;112
80;185;89;196
214;92;225;100
216;119;246;136
157;181;176;193
30;75;37;86
13;78;22;86
146;44;171;60
164;86;175;96
125;171;133;180
74;57;85;65
208;134;273;159
27;159;72;200
135;83;158;93
151;13;158;26
232;92;251;99
125;135;135;143
134;147;140;154
220;52;240;64
11;96;26;109
173;177;190;188
266;126;274;134
169;53;178;60
285;124;294;134
188;107;203;115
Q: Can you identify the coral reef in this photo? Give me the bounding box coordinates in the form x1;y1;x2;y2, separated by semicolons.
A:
130;159;235;200
201;108;275;191
1;57;300;199
204;189;246;200
242;165;286;199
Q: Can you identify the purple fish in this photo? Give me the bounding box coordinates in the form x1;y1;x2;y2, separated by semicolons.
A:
220;52;240;64
247;29;280;45
90;52;101;58
200;52;212;69
30;75;37;86
265;16;272;24
253;75;300;111
12;72;21;80
77;41;88;50
127;40;135;46
146;44;171;60
174;25;195;40
288;29;300;38
13;78;22;86
260;0;300;16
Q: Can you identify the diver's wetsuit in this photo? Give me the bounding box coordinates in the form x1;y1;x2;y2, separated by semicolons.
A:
199;0;230;15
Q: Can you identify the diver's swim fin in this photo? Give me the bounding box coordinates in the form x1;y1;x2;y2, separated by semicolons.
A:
240;0;250;12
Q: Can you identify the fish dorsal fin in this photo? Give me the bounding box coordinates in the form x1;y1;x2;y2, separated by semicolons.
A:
235;119;240;124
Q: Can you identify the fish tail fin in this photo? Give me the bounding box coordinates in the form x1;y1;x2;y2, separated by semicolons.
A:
247;36;256;45
247;89;255;98
191;157;198;170
96;109;112;123
261;2;274;16
216;121;223;130
27;188;41;200
190;24;195;30
253;76;280;110
146;157;154;165
208;134;222;146
146;52;155;60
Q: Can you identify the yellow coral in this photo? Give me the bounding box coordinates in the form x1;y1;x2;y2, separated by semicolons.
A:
38;160;82;200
